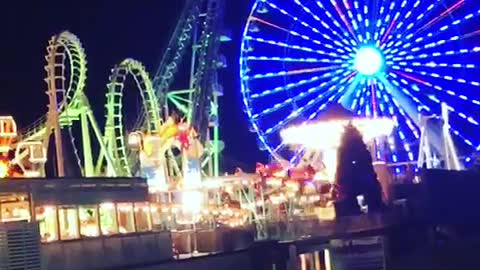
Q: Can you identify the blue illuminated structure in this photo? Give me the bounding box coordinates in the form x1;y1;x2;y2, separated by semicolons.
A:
354;46;384;76
240;0;480;169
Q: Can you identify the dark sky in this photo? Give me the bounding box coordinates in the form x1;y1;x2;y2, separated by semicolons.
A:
0;0;267;172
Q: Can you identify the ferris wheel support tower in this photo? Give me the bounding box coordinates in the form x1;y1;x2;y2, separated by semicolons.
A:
417;103;462;170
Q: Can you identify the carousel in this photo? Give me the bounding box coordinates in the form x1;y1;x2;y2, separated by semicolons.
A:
252;104;395;221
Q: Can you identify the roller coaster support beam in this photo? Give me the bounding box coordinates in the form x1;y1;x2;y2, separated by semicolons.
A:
45;35;66;177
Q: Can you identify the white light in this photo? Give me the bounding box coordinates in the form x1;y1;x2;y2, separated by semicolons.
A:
182;191;203;214
354;46;384;76
100;202;115;210
280;118;394;149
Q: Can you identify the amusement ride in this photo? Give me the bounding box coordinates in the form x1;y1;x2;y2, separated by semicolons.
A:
240;0;480;172
0;0;480;240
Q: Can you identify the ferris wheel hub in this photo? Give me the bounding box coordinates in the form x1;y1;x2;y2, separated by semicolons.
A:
354;46;384;76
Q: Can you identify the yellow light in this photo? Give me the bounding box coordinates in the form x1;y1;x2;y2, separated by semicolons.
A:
323;148;337;183
128;132;143;149
100;202;114;210
0;161;8;178
203;179;221;188
181;191;203;214
285;180;299;191
266;177;282;186
280;118;394;149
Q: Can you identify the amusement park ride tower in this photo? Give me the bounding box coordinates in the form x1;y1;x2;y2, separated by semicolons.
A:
149;0;228;176
9;0;229;182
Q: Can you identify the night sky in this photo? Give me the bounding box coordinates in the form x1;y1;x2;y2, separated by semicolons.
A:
0;0;267;172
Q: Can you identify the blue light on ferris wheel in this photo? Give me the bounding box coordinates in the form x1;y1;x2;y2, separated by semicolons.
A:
240;0;480;166
354;46;384;76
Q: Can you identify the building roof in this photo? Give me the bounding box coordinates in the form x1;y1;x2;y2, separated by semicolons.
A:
0;177;149;205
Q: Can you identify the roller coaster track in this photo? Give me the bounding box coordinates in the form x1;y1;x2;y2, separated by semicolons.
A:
18;31;116;176
130;0;200;132
16;0;226;177
99;59;161;176
18;32;164;177
20;31;87;141
145;0;226;177
151;0;200;105
190;0;223;142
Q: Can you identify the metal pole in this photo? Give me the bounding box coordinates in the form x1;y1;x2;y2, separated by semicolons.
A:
80;111;93;176
46;42;65;177
212;94;220;177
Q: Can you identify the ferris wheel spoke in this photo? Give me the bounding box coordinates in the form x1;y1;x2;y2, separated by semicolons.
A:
250;68;352;121
376;82;417;162
248;67;346;100
378;81;420;142
243;64;345;80
361;81;386;158
377;0;410;46
376;74;428;134
363;79;381;118
326;0;359;42
245;55;344;64
309;0;359;46
375;0;404;46
392;28;480;58
383;2;444;52
383;0;420;46
387;0;436;47
339;0;365;42
291;0;357;47
393;71;479;141
388;46;480;62
386;61;480;109
258;0;354;54
243;36;351;60
388;71;480;129
449;126;478;149
385;8;480;55
369;0;397;44
415;0;466;35
308;79;359;122
385;73;432;112
339;74;369;110
249;16;350;56
390;64;480;90
389;61;478;73
346;1;366;42
350;78;368;113
262;73;356;136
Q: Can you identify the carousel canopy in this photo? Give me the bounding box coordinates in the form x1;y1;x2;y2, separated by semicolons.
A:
280;104;394;149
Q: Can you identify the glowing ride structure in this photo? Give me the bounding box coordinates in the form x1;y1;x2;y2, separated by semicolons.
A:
240;0;480;173
354;46;384;76
2;0;258;233
280;114;394;182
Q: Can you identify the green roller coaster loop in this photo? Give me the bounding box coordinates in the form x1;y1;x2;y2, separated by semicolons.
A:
99;59;162;177
19;28;222;179
20;31;116;177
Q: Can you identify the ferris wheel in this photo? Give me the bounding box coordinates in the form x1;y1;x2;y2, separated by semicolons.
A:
240;0;480;169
